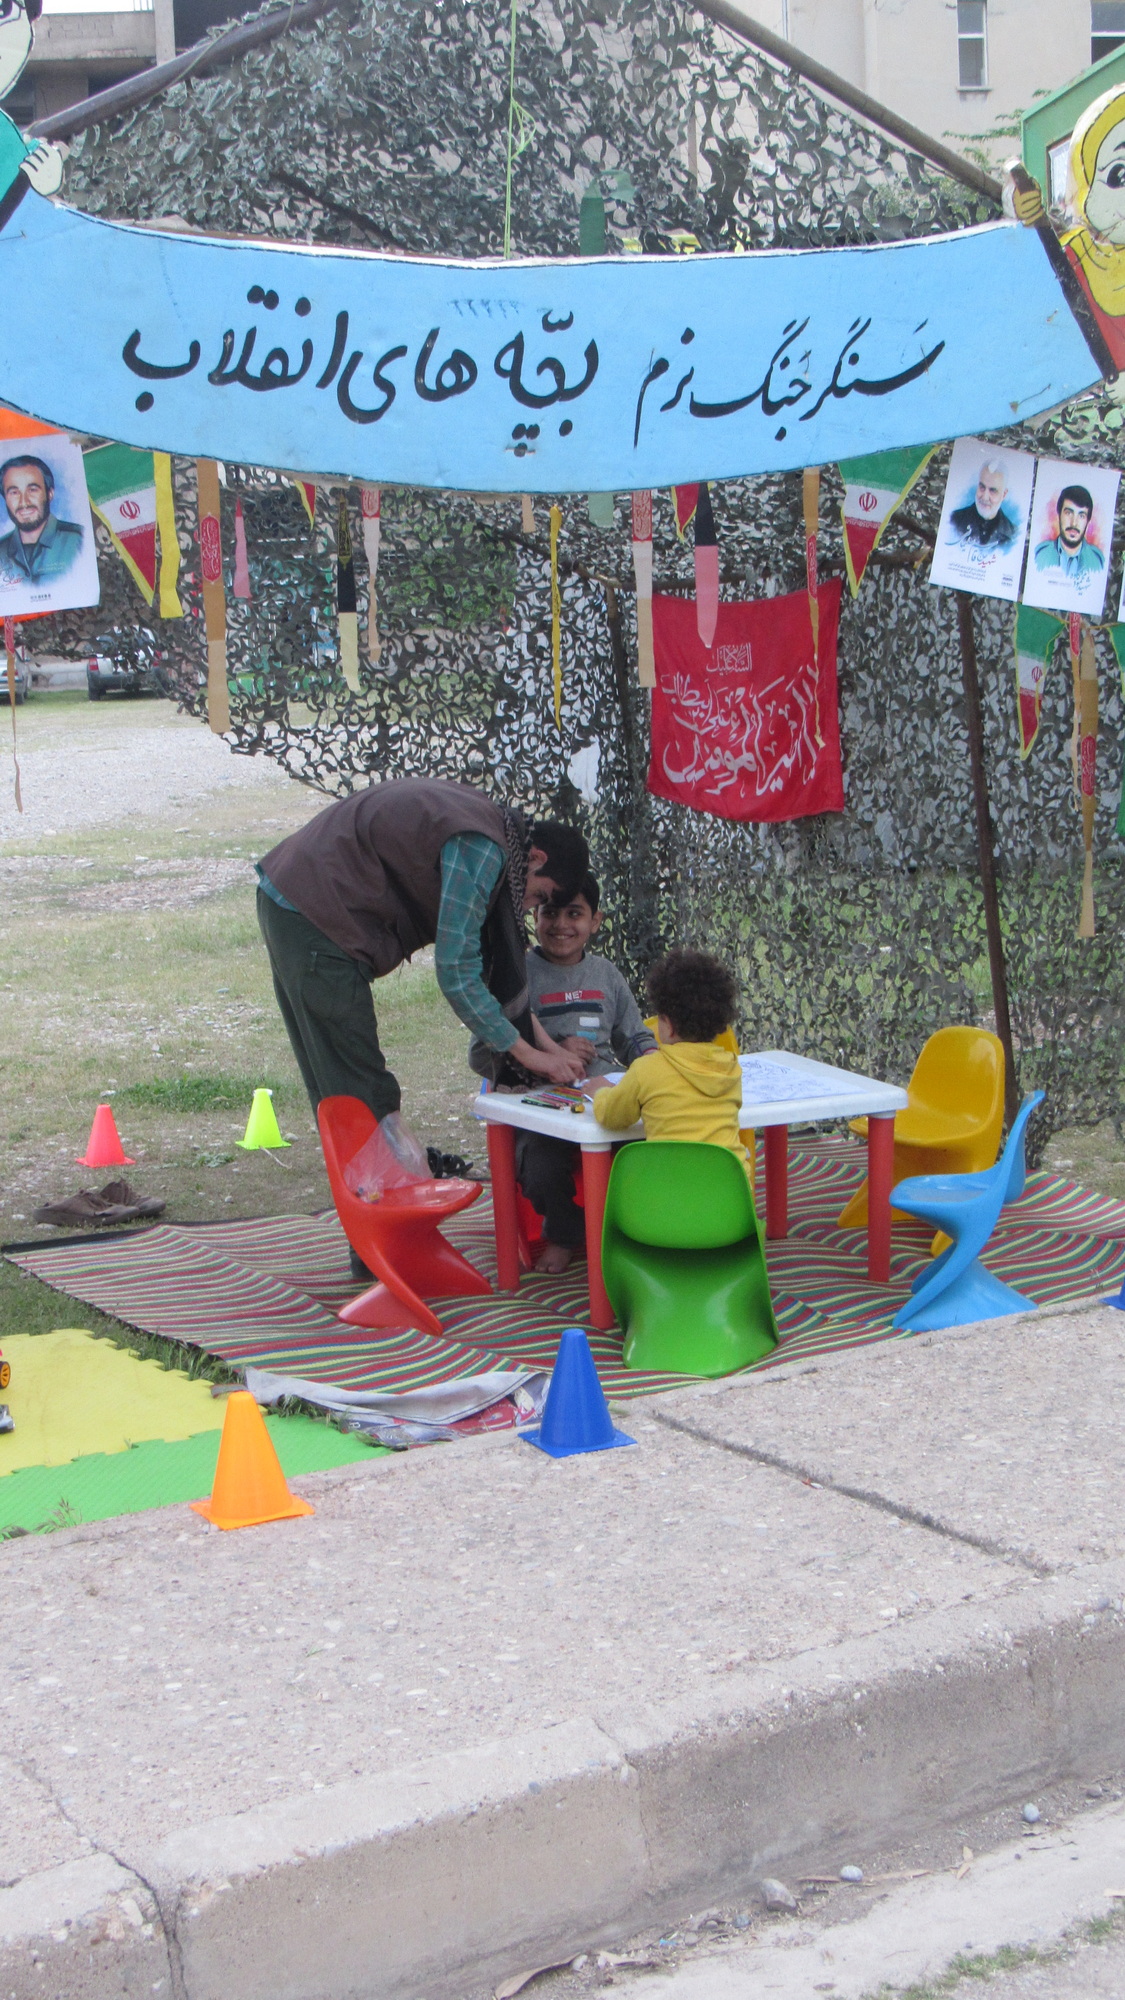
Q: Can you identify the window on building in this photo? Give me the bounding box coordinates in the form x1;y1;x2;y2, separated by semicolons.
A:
1048;137;1072;204
2;78;34;126
1092;1;1125;64
957;0;988;88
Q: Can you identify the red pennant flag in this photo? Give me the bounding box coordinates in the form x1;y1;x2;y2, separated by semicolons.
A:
361;485;381;664
337;492;360;693
693;483;719;651
672;484;699;537
233;498;251;600
631;490;654;687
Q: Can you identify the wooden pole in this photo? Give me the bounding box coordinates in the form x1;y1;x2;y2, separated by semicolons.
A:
603;580;663;971
955;592;1019;1127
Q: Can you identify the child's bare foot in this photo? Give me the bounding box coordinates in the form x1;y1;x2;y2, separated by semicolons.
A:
534;1242;573;1274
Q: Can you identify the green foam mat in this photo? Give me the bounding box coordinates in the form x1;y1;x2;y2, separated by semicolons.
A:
0;1412;385;1535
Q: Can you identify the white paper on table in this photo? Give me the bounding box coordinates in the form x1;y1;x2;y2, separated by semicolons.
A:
738;1055;838;1104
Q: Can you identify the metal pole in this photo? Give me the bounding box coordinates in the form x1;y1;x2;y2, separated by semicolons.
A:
30;0;340;141
955;591;1019;1126
691;0;1003;204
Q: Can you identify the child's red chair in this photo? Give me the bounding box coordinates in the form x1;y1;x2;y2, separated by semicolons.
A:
317;1096;492;1338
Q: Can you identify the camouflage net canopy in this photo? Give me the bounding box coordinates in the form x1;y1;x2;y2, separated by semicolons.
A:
42;0;1125;1155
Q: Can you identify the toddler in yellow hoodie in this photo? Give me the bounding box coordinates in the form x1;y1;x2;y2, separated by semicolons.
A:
587;947;747;1171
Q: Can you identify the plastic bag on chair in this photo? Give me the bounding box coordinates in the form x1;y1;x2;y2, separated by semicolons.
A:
345;1111;433;1202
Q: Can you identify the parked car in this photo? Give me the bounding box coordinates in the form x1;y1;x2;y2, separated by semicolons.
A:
86;630;170;701
2;649;29;704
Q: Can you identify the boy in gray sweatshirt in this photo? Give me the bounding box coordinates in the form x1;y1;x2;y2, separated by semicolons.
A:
512;872;655;1272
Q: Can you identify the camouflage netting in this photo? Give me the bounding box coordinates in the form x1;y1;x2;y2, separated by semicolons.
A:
34;0;1125;1155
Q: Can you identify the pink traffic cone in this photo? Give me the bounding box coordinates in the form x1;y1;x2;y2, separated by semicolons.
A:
77;1103;134;1168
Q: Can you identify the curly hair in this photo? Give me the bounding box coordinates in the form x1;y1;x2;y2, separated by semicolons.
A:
646;947;736;1044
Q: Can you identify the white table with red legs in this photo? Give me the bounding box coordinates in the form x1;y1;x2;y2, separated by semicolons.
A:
472;1049;908;1333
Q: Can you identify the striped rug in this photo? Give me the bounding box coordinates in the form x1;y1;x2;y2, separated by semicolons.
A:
8;1144;1125;1398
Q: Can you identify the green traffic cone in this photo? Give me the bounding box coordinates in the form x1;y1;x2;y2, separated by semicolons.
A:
236;1087;290;1150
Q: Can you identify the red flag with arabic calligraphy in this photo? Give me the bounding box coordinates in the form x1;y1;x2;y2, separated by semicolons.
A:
648;583;844;822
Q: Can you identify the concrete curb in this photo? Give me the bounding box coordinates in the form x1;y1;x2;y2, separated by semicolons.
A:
6;1298;1125;2000
0;1852;137;1941
0;1854;171;2000
5;1560;1124;1999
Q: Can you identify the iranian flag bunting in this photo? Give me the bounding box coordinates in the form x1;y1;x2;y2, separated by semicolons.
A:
672;484;699;537
84;443;158;603
837;445;936;596
1108;625;1125;840
1013;604;1062;759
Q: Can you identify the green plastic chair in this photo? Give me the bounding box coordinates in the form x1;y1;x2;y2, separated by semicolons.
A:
602;1142;778;1377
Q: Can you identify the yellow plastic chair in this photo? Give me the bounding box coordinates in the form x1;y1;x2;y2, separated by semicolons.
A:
837;1026;1006;1238
645;1016;755;1177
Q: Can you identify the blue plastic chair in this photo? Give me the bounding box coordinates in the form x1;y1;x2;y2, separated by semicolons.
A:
892;1093;1044;1334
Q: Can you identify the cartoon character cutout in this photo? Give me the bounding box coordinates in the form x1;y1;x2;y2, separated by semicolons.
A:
0;0;64;212
1061;82;1125;369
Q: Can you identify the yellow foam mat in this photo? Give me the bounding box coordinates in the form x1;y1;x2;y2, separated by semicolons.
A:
0;1330;224;1473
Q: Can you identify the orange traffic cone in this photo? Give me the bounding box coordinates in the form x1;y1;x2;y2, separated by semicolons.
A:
77;1103;134;1168
191;1391;314;1531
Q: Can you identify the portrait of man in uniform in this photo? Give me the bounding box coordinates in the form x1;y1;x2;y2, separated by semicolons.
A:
1033;483;1105;576
0;454;83;583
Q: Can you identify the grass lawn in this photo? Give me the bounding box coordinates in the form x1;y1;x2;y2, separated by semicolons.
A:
0;692;488;1356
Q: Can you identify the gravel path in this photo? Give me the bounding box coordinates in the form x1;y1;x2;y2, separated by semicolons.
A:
0;696;300;843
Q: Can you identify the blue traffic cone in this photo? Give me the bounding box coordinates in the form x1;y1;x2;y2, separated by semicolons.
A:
521;1327;635;1459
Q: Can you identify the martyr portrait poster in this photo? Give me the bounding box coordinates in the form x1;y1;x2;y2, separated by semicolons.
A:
929;436;1034;603
0;430;98;618
1021;454;1120;619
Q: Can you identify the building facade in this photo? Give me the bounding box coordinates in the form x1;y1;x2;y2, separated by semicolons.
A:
15;1;1125;167
11;0;247;128
755;0;1125;161
15;0;173;126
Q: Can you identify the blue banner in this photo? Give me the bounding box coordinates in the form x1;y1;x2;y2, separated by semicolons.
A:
0;193;1100;491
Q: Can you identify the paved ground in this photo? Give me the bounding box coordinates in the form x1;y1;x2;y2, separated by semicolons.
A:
0;691;299;844
3;1298;1125;1998
604;1797;1125;1999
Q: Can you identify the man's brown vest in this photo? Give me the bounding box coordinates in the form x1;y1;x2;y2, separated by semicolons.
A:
260;777;510;976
